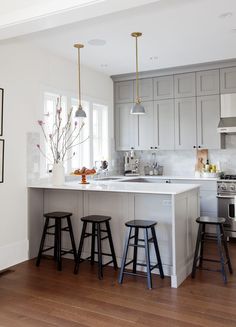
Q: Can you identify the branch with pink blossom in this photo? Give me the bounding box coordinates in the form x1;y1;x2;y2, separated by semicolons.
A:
37;97;88;164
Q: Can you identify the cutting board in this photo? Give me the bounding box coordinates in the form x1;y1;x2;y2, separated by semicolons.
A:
195;149;208;172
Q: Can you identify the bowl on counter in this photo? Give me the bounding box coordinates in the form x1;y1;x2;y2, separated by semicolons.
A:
201;172;219;178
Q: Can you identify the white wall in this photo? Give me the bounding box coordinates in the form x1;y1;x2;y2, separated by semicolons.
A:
0;40;113;270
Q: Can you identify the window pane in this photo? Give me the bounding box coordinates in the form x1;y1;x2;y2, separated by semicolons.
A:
71;98;90;169
93;103;108;165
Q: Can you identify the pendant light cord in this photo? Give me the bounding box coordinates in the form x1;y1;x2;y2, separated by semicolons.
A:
135;36;139;103
77;47;82;108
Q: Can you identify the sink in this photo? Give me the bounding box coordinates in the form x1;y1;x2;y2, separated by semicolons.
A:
120;178;162;183
94;177;122;181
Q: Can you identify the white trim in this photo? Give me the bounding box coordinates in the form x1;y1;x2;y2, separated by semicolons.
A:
0;240;29;271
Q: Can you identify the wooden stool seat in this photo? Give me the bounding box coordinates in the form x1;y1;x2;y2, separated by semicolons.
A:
118;219;164;289
36;211;77;271
125;220;157;228
192;216;233;283
74;215;117;279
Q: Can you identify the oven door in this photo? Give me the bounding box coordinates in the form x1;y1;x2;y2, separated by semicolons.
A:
217;194;236;237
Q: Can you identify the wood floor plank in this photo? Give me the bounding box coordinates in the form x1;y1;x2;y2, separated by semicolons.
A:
0;242;236;327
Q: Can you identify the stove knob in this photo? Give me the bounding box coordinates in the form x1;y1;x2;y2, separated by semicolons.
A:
230;184;235;191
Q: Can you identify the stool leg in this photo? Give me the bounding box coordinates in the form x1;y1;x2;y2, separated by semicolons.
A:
91;222;96;266
144;228;152;289
56;219;62;271
118;227;132;284
105;221;118;270
220;225;233;274
191;224;203;278
54;223;57;261
97;223;103;280
151;226;164;279
36;217;50;267
216;225;227;284
133;227;139;274
67;217;77;261
199;223;206;268
74;221;87;274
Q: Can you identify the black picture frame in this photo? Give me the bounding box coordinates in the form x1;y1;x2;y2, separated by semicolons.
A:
0;88;3;136
0;139;4;183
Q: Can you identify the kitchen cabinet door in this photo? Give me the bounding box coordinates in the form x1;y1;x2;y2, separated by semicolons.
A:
134;78;153;102
174;72;196;98
220;67;236;94
115;103;138;150
115;80;134;103
175;97;197;150
196;69;220;96
153;75;174;100
154;99;175;150
138;101;154;150
197;95;221;149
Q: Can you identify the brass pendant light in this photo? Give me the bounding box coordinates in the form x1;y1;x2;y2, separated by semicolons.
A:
130;32;145;115
74;43;87;118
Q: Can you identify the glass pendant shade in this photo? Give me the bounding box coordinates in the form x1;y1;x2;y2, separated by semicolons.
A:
131;102;145;114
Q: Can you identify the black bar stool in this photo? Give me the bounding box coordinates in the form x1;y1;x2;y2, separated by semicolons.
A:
118;220;164;289
191;216;233;283
36;212;77;271
74;215;118;279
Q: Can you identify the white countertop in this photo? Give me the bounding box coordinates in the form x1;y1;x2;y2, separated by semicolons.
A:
110;175;219;181
28;179;200;195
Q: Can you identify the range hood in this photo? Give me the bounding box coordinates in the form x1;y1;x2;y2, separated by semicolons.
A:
218;94;236;133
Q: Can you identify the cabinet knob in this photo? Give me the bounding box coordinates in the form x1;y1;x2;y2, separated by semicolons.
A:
193;146;196;148
198;146;201;148
131;147;134;149
150;146;153;149
155;147;158;149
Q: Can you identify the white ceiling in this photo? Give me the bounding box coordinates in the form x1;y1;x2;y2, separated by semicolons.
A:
1;0;236;76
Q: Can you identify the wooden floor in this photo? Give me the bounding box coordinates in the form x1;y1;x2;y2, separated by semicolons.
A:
1;243;236;327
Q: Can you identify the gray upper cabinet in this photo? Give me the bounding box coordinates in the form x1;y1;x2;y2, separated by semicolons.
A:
115;103;138;150
175;97;197;150
220;67;236;93
134;78;153;102
115;81;133;103
154;99;175;150
174;72;196;98
196;69;220;96
153;75;174;100
138;101;154;150
197;95;221;149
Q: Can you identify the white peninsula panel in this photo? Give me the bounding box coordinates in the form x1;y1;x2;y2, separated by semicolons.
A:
28;181;199;288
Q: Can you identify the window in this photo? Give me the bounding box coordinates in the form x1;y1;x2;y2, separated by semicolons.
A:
43;92;109;174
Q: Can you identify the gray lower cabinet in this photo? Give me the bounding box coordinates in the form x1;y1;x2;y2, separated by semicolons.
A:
220;67;236;93
174;72;196;98
115;103;138;150
175;97;197;150
154;99;175;150
115;80;134;103
197;95;221;149
153;75;174;100
196;69;220;96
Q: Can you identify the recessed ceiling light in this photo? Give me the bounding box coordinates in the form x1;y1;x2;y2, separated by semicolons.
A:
101;64;108;68
88;39;106;46
232;28;236;32
219;12;233;19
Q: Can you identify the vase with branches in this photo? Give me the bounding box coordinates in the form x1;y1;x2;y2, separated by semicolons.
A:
37;97;88;184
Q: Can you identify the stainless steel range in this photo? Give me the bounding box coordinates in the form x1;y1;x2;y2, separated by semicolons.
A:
217;175;236;238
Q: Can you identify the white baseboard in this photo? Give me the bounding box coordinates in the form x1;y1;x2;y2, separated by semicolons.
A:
0;240;29;271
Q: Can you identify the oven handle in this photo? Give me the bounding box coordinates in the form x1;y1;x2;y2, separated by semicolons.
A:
217;195;236;199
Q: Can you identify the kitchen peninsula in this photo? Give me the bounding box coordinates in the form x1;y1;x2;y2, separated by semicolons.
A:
28;179;200;288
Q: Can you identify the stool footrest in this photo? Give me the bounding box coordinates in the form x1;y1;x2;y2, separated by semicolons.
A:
124;259;134;267
41;246;54;253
